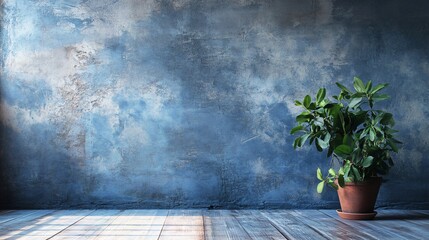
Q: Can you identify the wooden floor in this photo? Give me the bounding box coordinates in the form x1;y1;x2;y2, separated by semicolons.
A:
0;209;428;239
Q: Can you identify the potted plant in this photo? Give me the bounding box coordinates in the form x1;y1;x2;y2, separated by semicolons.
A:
291;77;401;220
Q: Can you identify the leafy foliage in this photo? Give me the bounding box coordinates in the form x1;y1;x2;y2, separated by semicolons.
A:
291;77;401;192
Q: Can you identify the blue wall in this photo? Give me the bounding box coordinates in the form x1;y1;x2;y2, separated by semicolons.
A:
1;0;428;209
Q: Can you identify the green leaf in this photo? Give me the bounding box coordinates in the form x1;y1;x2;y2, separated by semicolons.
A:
334;144;353;156
374;113;384;124
351;166;362;181
328;104;341;118
316;137;329;149
316;107;325;114
309;136;315;145
304;95;311;108
353;77;366;92
323;132;331;142
343;161;351;177
328;181;339;190
338;111;346;133
338;174;345;188
362;156;374;168
314;117;325;127
371;83;389;95
317;181;325;193
351;92;366;98
317;168;323;181
296;113;312;123
349;97;362;109
380;113;394;126
290;125;304;134
336;82;351;93
299;133;310;147
338;167;345;175
328;168;336;176
294;100;302;106
360;129;368;140
365;80;372;93
293;133;310;148
319;99;328;107
323;103;336;109
342;134;353;145
344;93;351;99
316;88;326;103
372;94;390;102
387;139;399;152
369;129;375;141
369;99;374;108
308;103;317;110
374;126;383;136
293;137;301;149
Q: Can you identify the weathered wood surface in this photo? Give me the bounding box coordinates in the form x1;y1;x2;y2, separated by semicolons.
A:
50;209;121;240
0;210;92;240
0;209;427;239
293;210;377;240
158;209;204;240
231;210;286;239
95;209;168;240
261;210;326;240
203;210;250;240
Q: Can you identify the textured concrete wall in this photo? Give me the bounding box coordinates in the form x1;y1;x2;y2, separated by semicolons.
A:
1;0;428;209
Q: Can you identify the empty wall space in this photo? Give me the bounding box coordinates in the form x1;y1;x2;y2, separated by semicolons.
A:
0;0;428;208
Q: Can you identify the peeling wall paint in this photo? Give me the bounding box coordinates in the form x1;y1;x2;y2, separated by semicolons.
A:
1;0;428;209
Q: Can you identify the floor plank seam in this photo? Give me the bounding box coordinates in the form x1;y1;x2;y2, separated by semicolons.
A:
1;209;428;239
45;209;96;239
231;210;253;239
156;209;170;240
291;210;331;240
332;209;401;239
0;210;40;225
317;210;379;240
93;209;125;239
259;211;291;240
202;210;206;240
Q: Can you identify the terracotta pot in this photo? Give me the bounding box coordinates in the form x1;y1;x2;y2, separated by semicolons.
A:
336;177;382;219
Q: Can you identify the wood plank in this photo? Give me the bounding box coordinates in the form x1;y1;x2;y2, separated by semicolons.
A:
49;209;122;240
321;209;428;240
388;210;429;228
0;210;14;215
0;210;93;240
414;210;429;216
292;210;376;240
0;209;427;239
232;210;286;239
0;210;55;230
158;209;204;240
320;210;406;240
95;209;168;240
0;210;38;224
203;210;251;240
261;210;327;240
373;210;429;239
